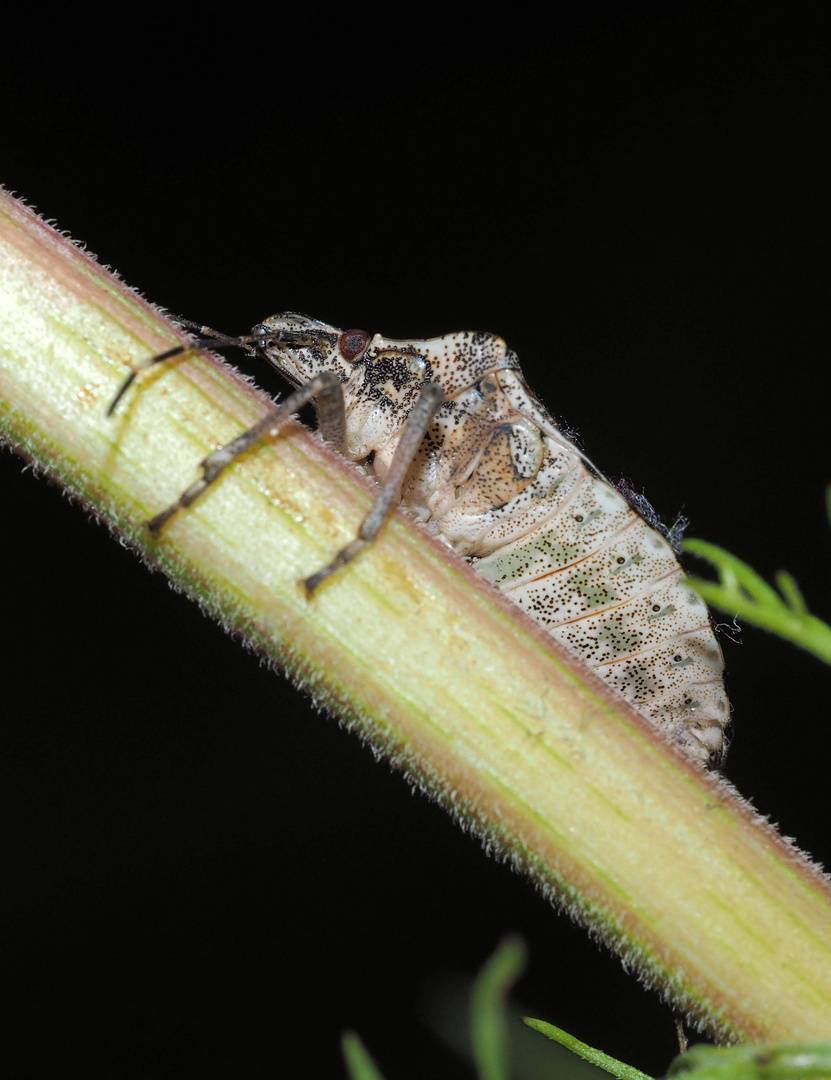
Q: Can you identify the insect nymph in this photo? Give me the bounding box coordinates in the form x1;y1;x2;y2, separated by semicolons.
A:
112;314;730;768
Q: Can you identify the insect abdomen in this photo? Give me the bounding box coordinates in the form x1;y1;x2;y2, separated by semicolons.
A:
474;461;729;766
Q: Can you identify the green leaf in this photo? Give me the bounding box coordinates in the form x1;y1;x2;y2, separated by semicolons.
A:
341;1031;387;1080
521;1016;654;1080
683;536;831;667
668;1041;831;1080
470;936;527;1080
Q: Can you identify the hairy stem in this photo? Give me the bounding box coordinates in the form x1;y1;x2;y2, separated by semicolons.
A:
3;186;831;1042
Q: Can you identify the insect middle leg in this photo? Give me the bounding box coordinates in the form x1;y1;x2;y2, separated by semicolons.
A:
302;381;445;594
146;371;347;531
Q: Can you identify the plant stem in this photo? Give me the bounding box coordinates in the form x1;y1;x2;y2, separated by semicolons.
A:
3;186;831;1042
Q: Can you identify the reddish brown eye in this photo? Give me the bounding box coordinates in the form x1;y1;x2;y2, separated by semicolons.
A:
339;329;369;361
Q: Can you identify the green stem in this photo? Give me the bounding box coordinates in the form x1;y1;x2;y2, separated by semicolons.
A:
684;539;831;667
3;186;831;1042
522;1016;654;1080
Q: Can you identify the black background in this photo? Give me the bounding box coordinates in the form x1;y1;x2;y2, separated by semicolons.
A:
3;4;830;1077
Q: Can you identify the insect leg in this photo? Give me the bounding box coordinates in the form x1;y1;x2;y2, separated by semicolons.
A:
107;342;191;416
147;371;345;531
304;381;446;594
170;317;227;337
312;372;348;454
107;325;272;417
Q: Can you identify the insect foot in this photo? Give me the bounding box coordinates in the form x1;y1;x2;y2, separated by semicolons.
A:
110;313;730;769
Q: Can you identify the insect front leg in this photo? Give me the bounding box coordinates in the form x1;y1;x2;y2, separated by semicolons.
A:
107;324;270;418
147;371;346;531
304;381;445;594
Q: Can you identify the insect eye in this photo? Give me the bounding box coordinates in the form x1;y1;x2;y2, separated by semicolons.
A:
340;329;369;362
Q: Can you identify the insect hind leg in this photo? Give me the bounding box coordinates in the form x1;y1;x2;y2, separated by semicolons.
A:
147;371;345;531
304;381;445;594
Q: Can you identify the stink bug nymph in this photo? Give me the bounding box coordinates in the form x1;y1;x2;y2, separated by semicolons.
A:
110;314;730;769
